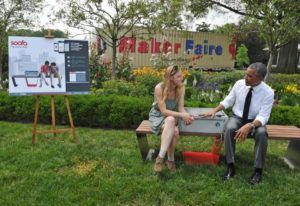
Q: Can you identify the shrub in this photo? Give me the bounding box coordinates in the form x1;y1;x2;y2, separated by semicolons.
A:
269;106;300;126
236;44;250;68
0;92;153;129
134;75;162;96
89;53;111;88
93;80;149;97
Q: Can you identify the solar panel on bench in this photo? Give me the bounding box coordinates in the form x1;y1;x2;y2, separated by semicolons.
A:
25;71;39;77
178;107;228;135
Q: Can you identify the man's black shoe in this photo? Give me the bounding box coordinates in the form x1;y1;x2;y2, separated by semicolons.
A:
250;172;262;185
223;167;235;180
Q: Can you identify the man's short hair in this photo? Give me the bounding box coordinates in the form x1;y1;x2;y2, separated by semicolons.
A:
45;61;49;65
248;62;267;78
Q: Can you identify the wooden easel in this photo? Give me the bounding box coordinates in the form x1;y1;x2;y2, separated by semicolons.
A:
31;30;76;145
32;95;77;145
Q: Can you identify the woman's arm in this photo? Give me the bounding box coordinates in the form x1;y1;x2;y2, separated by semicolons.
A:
156;85;193;125
177;86;186;113
155;84;187;119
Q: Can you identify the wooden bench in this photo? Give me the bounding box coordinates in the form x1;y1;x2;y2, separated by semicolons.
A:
136;120;300;169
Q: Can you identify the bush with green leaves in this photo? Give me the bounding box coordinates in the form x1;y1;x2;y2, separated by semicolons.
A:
92;80;149;97
89;53;111;88
0;92;153;129
134;74;162;96
236;44;250;68
269;106;300;126
0;91;299;128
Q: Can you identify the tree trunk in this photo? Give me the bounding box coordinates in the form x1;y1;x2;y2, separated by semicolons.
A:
0;46;3;87
111;41;117;79
265;52;274;83
276;38;298;74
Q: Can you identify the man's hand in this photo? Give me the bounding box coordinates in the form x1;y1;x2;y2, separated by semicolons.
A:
201;109;217;118
234;123;252;142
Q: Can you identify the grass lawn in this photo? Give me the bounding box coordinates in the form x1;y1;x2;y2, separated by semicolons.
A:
0;121;299;206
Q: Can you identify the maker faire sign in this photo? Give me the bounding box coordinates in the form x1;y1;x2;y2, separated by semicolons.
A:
95;30;237;69
8;36;90;96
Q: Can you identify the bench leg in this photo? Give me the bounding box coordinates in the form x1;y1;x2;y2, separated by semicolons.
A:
284;140;300;169
136;133;157;161
12;77;18;87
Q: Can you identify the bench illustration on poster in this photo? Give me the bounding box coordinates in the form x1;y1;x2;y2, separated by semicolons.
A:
11;70;62;87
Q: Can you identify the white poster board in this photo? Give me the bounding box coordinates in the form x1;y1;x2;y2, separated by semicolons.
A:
9;36;90;95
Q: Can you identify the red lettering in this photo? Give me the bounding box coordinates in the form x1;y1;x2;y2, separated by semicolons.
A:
151;38;161;53
11;40;28;46
118;36;183;55
137;41;149;53
163;41;172;54
119;37;135;53
174;43;181;54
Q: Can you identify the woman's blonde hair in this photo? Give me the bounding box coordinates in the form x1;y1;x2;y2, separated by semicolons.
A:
161;65;183;102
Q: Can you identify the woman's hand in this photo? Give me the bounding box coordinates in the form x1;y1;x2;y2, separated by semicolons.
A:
182;113;194;125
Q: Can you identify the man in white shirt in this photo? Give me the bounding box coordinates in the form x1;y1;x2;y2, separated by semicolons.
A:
203;62;274;185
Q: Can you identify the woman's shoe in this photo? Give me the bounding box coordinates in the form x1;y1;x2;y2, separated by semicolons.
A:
154;156;164;172
166;160;176;172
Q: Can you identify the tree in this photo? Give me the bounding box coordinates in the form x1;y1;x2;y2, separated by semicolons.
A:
276;38;299;74
196;22;211;32
57;0;186;78
0;0;43;87
189;0;300;81
236;44;249;68
214;20;268;64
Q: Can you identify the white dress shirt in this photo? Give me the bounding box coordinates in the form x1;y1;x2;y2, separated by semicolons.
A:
221;79;274;126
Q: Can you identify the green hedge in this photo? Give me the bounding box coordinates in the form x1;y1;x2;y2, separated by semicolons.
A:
0;92;299;128
0;92;152;129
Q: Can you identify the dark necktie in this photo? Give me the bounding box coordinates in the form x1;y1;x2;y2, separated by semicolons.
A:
242;87;253;122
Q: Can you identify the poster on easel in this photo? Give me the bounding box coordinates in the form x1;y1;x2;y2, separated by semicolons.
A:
8;36;90;95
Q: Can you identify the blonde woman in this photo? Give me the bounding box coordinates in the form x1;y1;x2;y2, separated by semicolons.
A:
149;65;194;172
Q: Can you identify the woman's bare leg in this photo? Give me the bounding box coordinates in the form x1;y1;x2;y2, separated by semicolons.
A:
167;126;179;161
158;116;176;158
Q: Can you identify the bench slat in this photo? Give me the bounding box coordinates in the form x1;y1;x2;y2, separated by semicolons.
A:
136;120;300;141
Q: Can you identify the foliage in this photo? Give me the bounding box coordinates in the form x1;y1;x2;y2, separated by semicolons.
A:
134;75;162;96
10;29;68;38
1;88;300;128
57;0;186;78
236;44;250;68
192;0;300;80
89;52;111;88
132;67;190;96
0;0;44;86
278;84;300;106
269;73;300;86
150;52;174;69
0;92;153;129
199;70;244;93
132;67;165;78
214;20;269;65
92;80;149;97
196;22;211;32
115;48;133;81
269;105;300;126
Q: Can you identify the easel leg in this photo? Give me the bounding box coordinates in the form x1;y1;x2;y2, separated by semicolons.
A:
65;96;77;143
51;95;56;136
32;96;40;145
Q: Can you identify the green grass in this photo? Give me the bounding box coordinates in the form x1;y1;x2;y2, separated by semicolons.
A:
0;121;299;206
